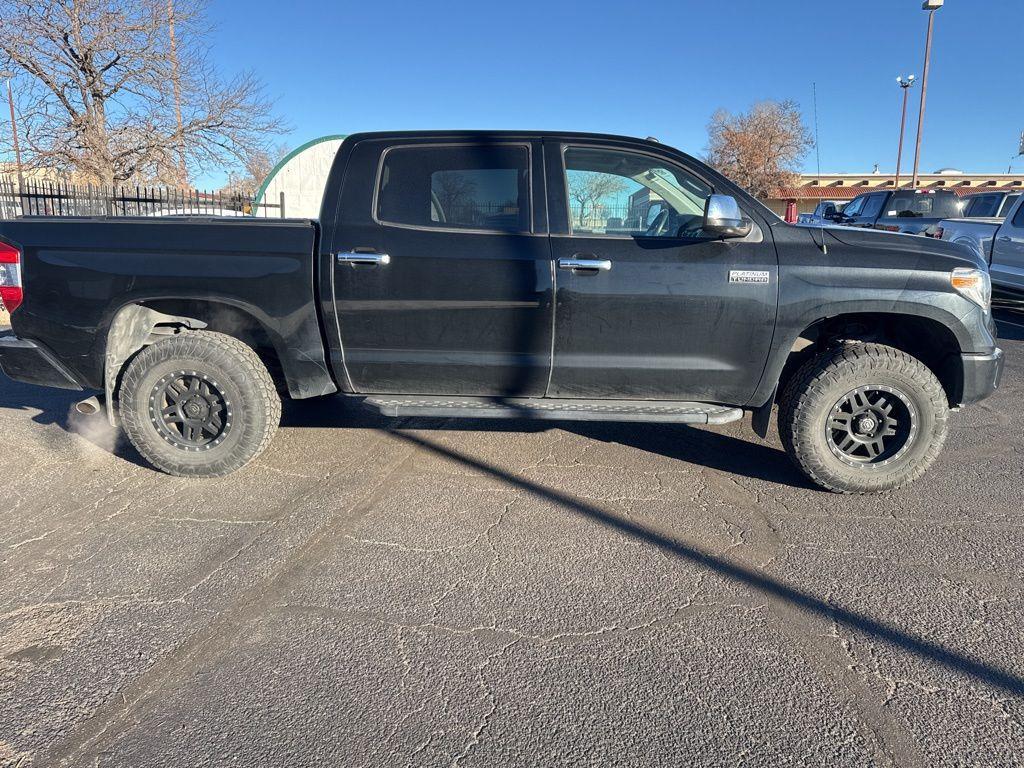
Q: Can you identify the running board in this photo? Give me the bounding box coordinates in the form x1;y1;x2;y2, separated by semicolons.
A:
360;395;744;424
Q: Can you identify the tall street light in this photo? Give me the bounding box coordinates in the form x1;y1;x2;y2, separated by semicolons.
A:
895;75;916;189
1;72;25;191
911;0;943;188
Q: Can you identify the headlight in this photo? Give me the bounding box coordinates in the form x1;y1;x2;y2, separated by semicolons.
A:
950;267;991;311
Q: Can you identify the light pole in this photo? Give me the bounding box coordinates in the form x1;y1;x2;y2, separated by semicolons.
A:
1;73;25;191
911;0;943;188
1009;131;1024;174
895;75;916;189
167;0;187;185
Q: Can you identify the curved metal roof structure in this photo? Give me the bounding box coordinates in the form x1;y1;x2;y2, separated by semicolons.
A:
253;135;347;219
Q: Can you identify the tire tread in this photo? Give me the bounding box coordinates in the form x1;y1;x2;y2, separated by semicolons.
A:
120;330;281;477
778;342;948;494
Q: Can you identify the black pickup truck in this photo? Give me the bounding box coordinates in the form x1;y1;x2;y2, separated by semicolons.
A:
828;188;963;235
0;131;1004;493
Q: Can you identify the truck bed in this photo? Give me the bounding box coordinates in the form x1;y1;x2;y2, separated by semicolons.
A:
0;216;332;395
938;217;1002;260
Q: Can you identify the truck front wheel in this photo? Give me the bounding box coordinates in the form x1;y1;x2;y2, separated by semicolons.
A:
119;331;281;477
778;343;949;494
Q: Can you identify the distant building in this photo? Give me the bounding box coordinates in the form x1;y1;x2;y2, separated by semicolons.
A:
766;172;1024;217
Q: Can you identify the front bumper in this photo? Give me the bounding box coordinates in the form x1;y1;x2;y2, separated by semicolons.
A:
0;336;83;391
958;348;1004;406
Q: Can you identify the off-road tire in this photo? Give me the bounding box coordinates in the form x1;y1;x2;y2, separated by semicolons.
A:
120;331;281;477
778;342;949;494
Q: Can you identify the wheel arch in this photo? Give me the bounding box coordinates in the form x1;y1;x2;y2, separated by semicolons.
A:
764;311;967;414
104;298;336;423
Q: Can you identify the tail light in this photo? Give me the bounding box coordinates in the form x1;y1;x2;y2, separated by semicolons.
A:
0;241;23;314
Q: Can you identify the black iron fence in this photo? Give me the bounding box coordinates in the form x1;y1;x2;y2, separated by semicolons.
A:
0;178;285;219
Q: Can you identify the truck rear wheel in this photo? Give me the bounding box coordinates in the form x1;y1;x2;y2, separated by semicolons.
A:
778;343;949;494
119;331;281;477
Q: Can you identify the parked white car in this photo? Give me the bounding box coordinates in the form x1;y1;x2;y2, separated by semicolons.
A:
938;195;1024;294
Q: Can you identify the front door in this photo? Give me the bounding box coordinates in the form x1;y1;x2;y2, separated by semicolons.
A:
544;141;777;405
330;140;553;396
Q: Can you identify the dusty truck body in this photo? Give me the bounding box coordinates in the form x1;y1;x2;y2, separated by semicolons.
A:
0;131;1004;493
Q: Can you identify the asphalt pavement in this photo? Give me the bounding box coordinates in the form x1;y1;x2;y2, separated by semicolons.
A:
1;310;1022;767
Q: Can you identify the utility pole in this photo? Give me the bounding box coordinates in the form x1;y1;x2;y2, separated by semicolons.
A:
895;75;916;189
4;77;25;191
911;0;943;188
167;0;187;186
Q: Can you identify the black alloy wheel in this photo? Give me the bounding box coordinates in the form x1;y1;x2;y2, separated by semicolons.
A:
825;385;917;468
150;370;233;451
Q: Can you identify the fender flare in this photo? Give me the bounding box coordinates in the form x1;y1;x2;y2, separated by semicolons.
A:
103;305;206;425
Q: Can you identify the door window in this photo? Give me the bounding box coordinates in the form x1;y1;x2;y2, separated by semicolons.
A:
843;195;867;218
377;144;531;233
860;193;887;220
1014;198;1024;227
562;146;712;238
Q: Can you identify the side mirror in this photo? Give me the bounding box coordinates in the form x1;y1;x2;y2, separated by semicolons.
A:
704;194;752;238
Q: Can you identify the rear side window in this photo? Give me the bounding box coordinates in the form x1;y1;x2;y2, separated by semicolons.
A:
1014;198;1024;227
1000;194;1021;219
886;192;962;218
966;194;1001;218
376;144;530;232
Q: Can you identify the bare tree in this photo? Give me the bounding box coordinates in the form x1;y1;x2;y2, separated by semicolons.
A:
222;143;289;197
0;0;287;186
705;100;814;199
433;171;478;223
568;172;627;228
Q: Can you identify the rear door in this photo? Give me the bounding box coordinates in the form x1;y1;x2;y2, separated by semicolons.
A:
327;138;553;396
543;140;777;404
991;199;1024;292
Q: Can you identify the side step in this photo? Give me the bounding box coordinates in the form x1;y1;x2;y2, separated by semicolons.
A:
361;395;744;425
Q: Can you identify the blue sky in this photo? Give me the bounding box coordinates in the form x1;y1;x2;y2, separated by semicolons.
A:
204;0;1022;185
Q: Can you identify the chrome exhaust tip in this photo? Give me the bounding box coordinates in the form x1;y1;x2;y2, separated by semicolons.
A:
75;396;101;416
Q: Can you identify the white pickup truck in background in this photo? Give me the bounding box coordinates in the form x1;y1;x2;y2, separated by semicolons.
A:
938;194;1024;295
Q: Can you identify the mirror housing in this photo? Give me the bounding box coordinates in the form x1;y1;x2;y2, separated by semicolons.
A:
704;194;752;238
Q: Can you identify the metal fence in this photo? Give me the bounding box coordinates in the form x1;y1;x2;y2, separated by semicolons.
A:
0;178;285;219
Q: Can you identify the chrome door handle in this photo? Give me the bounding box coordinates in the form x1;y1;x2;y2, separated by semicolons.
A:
336;252;391;266
558;257;611;272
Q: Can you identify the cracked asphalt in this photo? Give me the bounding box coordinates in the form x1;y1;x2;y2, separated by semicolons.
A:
1;309;1023;767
